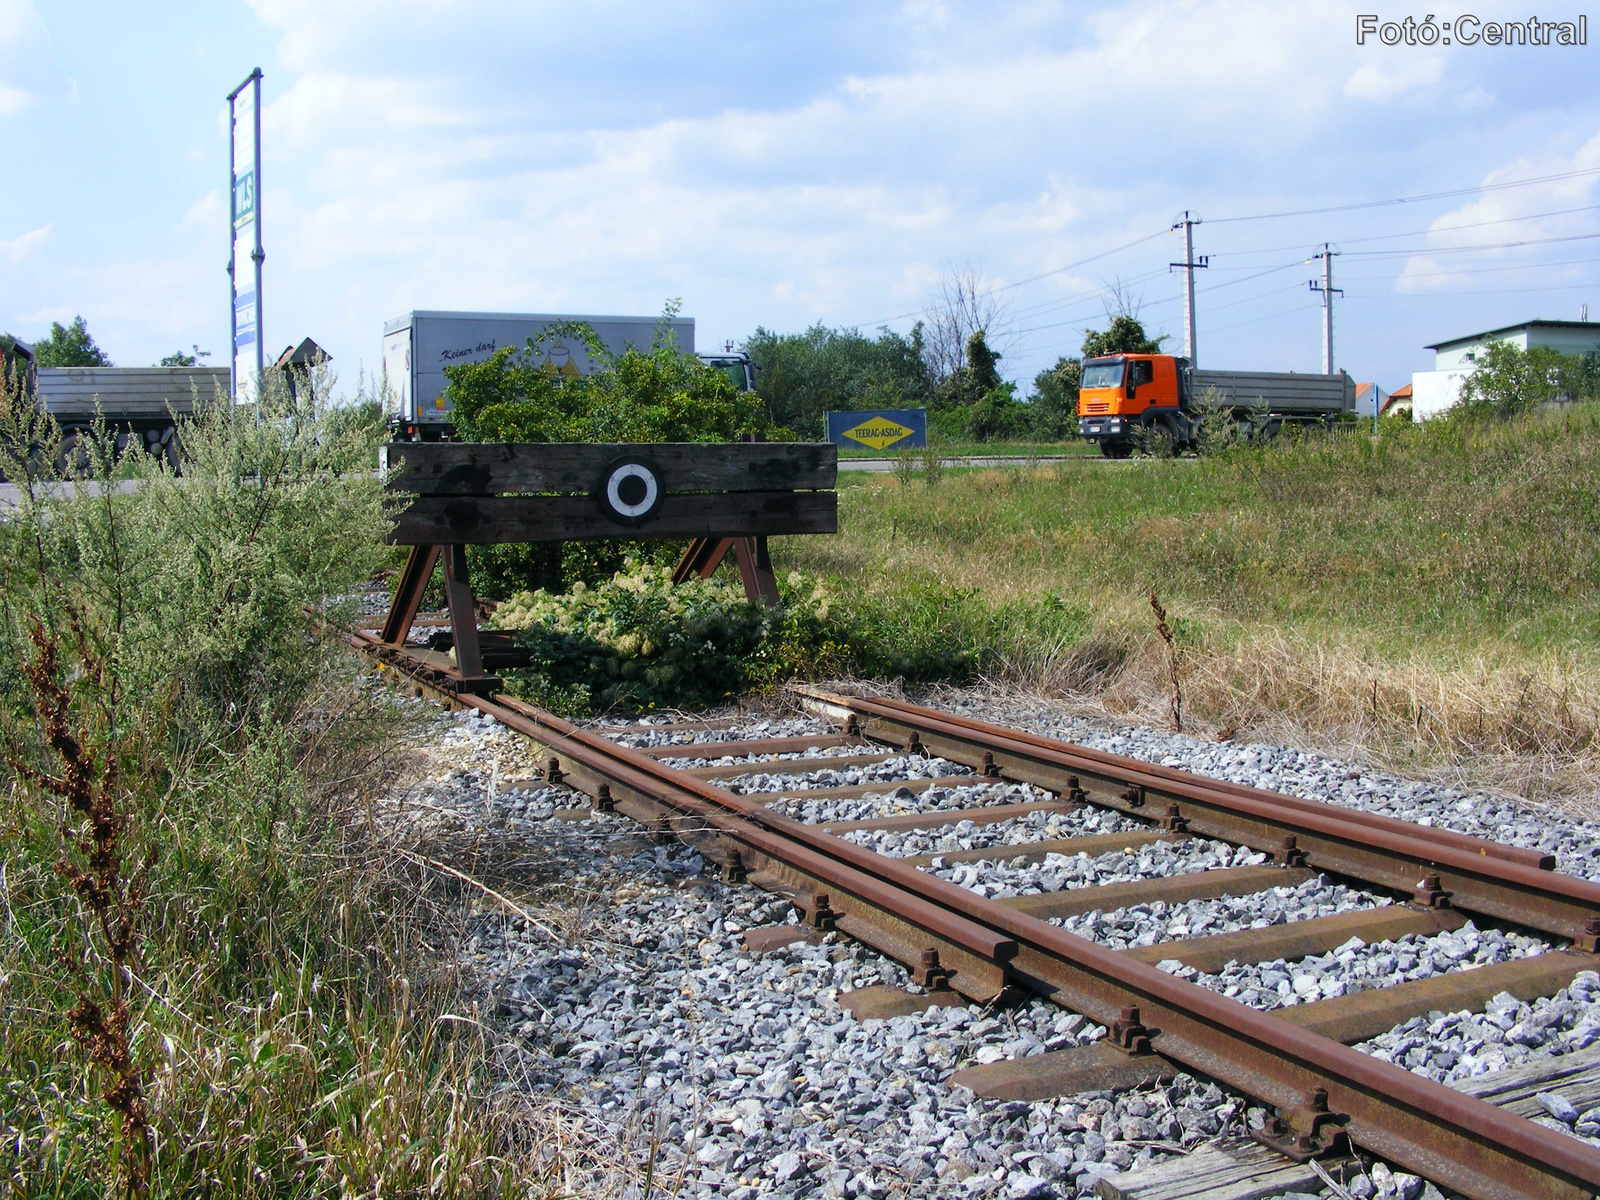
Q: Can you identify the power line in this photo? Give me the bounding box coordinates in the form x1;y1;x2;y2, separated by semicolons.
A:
1344;230;1600;260
848;228;1168;328
1206;165;1600;224
1345;280;1600;300
1340;252;1600;283
1203;203;1600;259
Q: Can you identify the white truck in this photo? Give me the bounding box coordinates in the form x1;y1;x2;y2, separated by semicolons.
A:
381;309;755;439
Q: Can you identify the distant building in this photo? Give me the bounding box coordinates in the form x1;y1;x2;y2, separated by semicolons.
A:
1411;318;1600;419
1386;382;1413;416
1354;382;1390;418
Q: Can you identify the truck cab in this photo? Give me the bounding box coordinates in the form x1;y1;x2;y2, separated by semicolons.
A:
696;350;757;393
1076;353;1186;458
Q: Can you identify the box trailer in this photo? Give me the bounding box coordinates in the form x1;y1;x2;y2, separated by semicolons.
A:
382;310;697;437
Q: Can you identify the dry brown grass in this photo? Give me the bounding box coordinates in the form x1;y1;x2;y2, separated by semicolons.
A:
983;616;1600;815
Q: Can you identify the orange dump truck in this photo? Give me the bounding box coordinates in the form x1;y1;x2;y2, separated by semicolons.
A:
1076;353;1355;457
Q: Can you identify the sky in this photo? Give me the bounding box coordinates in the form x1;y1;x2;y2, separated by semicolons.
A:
2;0;1599;397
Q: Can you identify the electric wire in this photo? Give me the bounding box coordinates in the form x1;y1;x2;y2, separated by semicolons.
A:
1205;165;1600;224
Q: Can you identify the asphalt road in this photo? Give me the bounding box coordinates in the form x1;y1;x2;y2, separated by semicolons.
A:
839;454;1094;472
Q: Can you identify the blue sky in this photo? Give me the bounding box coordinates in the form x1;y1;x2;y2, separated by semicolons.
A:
2;1;1598;395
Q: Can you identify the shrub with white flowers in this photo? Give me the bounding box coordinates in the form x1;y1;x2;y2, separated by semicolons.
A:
493;563;836;713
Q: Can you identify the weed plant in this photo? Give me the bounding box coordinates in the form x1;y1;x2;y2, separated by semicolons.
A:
0;374;614;1196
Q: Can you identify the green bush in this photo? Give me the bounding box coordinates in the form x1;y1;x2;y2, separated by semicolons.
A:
445;307;779;445
491;562;1093;714
494;564;807;712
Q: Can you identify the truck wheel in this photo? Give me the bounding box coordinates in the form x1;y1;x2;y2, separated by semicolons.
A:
1145;421;1178;458
1100;441;1132;460
56;426;93;477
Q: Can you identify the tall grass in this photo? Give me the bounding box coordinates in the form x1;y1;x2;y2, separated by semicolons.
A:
0;376;638;1196
779;407;1600;804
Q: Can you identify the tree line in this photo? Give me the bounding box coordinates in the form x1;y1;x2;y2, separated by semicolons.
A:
744;313;1166;442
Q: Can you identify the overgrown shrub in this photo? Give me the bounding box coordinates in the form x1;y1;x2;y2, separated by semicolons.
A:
494;565;828;712
0;374;566;1197
492;562;1092;714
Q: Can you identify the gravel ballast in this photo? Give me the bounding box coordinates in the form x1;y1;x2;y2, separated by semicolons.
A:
385;689;1600;1199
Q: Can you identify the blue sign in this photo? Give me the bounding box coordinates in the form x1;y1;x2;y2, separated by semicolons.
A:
825;408;928;451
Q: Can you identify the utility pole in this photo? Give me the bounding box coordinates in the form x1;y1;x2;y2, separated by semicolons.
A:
1309;243;1342;377
1170;212;1208;365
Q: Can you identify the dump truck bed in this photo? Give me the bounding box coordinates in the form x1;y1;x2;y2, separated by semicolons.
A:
36;367;230;421
1187;369;1354;416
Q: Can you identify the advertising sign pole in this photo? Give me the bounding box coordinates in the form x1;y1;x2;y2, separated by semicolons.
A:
227;68;263;404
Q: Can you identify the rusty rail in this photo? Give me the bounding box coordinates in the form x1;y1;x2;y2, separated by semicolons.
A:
791;686;1599;942
353;634;1600;1200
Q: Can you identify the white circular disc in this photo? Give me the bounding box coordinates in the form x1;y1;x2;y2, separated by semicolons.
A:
605;462;660;519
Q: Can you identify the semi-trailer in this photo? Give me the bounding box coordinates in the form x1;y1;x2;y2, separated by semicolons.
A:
1076;352;1355;457
381;309;755;440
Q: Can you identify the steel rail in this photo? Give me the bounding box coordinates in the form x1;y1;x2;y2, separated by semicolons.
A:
792;687;1600;942
791;686;1553;870
353;637;1600;1199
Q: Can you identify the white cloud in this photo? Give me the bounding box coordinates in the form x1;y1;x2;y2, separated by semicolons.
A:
1394;132;1600;292
1344;56;1445;102
0;224;49;262
0;0;56;116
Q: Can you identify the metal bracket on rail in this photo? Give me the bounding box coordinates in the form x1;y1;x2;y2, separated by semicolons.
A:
1576;917;1600;953
1109;1004;1160;1055
1252;1087;1351;1162
805;892;840;932
1276;835;1309;868
913;948;955;992
1414;872;1452;908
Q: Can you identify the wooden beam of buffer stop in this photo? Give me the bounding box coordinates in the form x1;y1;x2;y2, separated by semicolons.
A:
375;441;838;693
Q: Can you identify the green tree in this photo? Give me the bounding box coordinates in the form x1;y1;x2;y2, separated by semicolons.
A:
157;344;211;367
1454;340;1594;420
1028;356;1082;439
32;316;112;367
741;323;932;436
1081;315;1167;359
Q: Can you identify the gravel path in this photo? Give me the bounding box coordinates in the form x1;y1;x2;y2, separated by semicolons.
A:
386;689;1600;1200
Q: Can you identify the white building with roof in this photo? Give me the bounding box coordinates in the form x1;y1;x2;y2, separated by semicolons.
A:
1411;318;1600;419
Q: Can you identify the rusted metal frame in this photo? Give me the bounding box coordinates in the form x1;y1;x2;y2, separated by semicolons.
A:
380;544;441;645
672;537;736;583
349;644;1600;1198
798;691;1600;940
799;687;1552;871
732;535;780;605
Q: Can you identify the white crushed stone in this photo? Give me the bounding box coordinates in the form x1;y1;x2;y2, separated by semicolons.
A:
384;687;1600;1199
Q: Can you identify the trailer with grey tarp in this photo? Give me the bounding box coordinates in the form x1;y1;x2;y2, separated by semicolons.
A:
36;366;230;468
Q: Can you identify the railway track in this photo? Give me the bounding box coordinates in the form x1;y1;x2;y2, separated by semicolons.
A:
354;628;1600;1200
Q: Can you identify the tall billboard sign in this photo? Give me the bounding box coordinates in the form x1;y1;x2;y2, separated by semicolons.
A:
227;69;264;403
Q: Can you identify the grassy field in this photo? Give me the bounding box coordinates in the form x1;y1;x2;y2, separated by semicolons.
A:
778;406;1600;805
